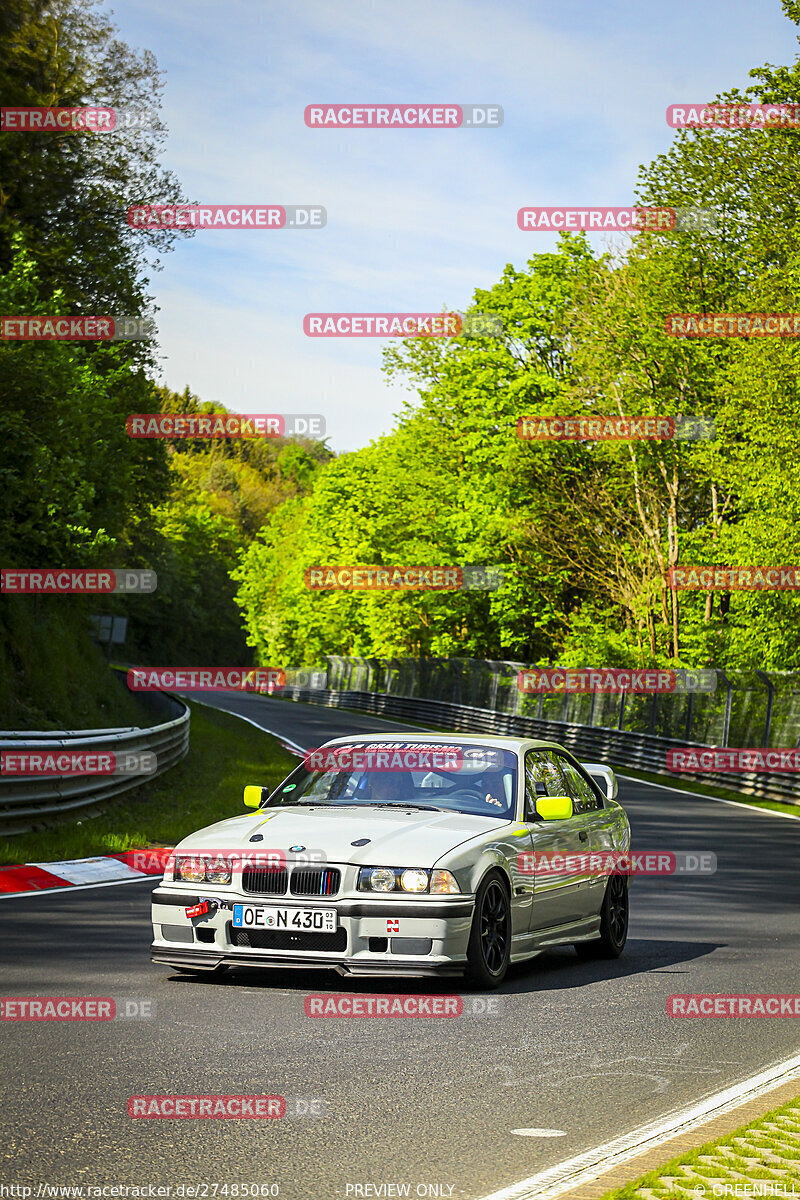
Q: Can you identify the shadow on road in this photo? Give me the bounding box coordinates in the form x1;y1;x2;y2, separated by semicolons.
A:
163;935;722;996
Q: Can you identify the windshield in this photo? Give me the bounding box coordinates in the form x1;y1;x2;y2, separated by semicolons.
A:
265;741;518;819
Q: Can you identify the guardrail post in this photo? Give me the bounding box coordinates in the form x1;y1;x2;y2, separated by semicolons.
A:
684;691;694;742
649;693;658;734
488;662;501;711
468;660;479;708
717;670;734;748
451;658;461;705
364;658;377;692
755;670;775;747
325;656;341;690
509;663;523;715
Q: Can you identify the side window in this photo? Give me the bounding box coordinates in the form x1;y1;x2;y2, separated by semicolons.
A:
558;758;601;814
524;752;543;817
524;751;571;818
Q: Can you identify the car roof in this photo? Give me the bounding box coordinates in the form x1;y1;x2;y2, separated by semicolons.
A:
320;732;570;754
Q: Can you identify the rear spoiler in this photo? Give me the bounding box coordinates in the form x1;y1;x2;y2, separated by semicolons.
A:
580;763;618;802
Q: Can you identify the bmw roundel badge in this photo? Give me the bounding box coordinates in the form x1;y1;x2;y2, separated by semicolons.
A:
289;845;305;853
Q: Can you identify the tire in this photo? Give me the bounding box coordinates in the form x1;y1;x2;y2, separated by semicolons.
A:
575;873;628;960
465;872;511;988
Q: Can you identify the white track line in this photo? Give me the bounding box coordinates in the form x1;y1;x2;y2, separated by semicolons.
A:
183;695;305;755
479;1051;800;1200
617;773;800;821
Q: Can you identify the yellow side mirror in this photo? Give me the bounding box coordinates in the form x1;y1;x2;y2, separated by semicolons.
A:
535;795;574;821
244;785;268;809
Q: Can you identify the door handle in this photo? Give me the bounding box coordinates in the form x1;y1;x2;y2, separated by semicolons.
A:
579;830;588;842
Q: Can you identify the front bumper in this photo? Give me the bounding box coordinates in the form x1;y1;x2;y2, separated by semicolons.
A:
151;888;474;977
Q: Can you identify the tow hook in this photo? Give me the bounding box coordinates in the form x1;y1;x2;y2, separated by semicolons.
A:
185;897;229;918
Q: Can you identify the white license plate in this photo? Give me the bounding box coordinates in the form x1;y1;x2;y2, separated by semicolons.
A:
232;904;337;933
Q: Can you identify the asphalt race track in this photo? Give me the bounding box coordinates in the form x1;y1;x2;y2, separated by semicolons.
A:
2;693;800;1198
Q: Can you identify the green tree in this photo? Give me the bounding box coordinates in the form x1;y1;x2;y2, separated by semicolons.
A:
0;0;186;353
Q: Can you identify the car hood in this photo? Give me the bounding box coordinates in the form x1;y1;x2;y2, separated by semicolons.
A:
175;806;512;868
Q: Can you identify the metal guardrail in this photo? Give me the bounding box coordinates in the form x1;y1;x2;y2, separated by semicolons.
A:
316;656;800;751
0;689;190;835
279;684;800;808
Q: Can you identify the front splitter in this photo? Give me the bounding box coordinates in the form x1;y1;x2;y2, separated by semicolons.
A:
151;944;463;977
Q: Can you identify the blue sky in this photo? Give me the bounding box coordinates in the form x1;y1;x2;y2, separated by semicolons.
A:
108;0;798;451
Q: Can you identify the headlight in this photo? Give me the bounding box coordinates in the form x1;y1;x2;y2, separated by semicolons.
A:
175;856;233;885
430;870;460;894
177;856;207;883
400;869;429;893
367;868;397;892
205;858;232;885
358;867;432;893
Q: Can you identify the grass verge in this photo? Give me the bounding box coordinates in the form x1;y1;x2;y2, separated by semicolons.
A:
0;701;298;865
600;1094;800;1198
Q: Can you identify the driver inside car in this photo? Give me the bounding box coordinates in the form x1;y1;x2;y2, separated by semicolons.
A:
361;769;416;802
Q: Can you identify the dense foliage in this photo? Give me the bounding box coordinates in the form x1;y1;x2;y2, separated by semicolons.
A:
5;0;800;729
235;1;800;672
0;1;330;724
